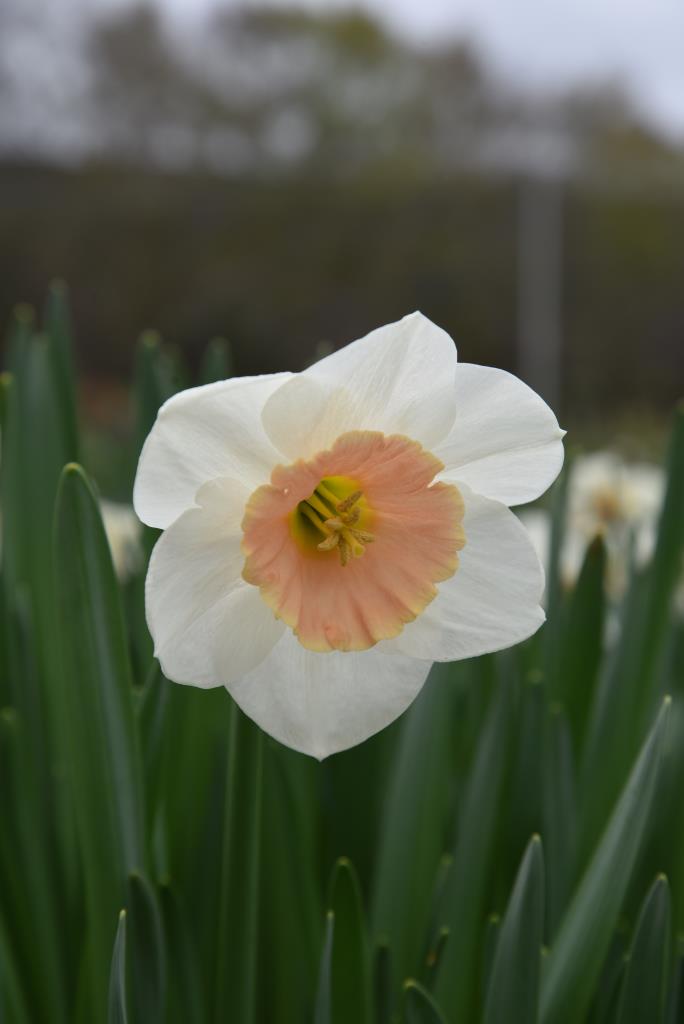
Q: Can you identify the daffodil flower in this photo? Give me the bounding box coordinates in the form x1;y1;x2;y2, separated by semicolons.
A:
134;313;564;757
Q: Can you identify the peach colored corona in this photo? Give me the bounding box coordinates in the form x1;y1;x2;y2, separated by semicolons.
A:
134;313;564;757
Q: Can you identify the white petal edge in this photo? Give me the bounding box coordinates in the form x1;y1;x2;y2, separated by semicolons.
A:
146;477;284;688
227;633;432;759
134;372;291;529
261;312;459;461
380;486;545;662
434;363;565;507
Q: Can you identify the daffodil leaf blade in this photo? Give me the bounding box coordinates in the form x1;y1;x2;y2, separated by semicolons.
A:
401;979;448;1023
2;331;76;682
124;873;167;1024
108;911;128;1024
260;743;324;1023
159;882;206;1024
540;697;671;1024
542;707;578;938
616;875;671;1024
556;534;606;744
199;337;233;384
133;330;183;459
314;913;335;1024
54;463;146;1013
214;700;263;1024
580;407;684;851
42;279;79;456
2;301;34;376
370;666;456;999
327;858;372;1024
432;678;513;1018
483;835;544;1024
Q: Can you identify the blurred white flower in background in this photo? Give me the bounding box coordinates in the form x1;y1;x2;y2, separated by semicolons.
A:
520;451;665;598
100;500;143;583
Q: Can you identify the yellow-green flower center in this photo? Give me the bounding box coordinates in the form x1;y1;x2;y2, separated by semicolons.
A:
290;475;375;565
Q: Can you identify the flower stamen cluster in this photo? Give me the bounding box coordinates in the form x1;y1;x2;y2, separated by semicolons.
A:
298;482;375;564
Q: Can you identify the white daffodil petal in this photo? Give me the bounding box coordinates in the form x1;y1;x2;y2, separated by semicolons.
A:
261;311;458;460
381;487;545;661
227;633;432;759
435;363;565;506
146;478;283;687
134;372;291;529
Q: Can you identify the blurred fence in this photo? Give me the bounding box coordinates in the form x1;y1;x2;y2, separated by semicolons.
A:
1;161;683;424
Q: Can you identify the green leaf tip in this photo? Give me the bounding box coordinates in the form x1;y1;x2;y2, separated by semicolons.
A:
140;330;161;349
12;302;34;323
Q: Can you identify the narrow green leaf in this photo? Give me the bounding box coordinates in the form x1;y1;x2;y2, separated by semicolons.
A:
2;332;77;699
556;534;606;747
373;943;392;1024
484;835;545;1024
580;407;684;848
0;688;69;1023
2;303;33;375
199;337;233;384
540;697;671;1024
54;464;145;1014
371;667;455;999
587;928;629;1024
133;330;177;457
481;915;501;994
315;913;335;1024
327;858;372;1024
0;711;36;1024
125;874;167;1024
433;681;513;1017
543;457;571;683
108;912;128;1024
616;875;671;1024
214;701;263;1024
542;707;578;937
665;938;684;1024
260;742;323;1024
42;279;78;456
402;979;448;1023
159;882;206;1024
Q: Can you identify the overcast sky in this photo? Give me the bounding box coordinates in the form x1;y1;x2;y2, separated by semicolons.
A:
101;0;684;137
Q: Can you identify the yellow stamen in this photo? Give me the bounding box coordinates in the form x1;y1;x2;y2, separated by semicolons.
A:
296;482;375;564
300;503;332;536
337;490;363;514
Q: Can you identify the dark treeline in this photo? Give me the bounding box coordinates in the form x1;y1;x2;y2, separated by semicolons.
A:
1;5;683;424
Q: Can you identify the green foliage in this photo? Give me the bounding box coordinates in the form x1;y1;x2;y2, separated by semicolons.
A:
1;286;683;1023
